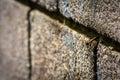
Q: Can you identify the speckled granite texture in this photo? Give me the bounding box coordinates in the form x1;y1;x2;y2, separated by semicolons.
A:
59;0;120;43
0;0;29;80
30;10;97;80
0;0;120;80
94;0;120;43
59;0;94;25
97;43;120;80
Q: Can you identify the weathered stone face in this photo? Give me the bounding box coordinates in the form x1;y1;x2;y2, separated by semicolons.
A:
31;0;58;11
59;0;120;43
30;10;97;80
59;0;94;26
0;0;29;80
94;0;120;43
97;43;120;80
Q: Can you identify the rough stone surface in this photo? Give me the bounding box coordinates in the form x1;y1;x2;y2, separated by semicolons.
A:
31;10;97;80
59;0;120;43
94;0;120;43
0;0;29;80
59;0;94;25
97;43;120;80
31;0;57;11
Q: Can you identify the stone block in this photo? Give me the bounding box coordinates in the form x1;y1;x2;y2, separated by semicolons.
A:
30;10;97;80
0;0;29;80
59;0;94;26
94;0;120;43
97;43;120;80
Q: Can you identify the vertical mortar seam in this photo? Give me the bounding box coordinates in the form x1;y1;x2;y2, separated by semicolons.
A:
93;37;100;80
27;0;34;80
27;9;32;80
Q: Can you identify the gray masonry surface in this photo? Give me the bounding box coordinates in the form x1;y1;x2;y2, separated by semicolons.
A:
0;0;119;80
0;0;29;80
